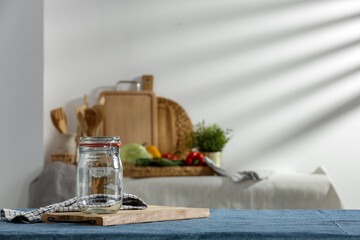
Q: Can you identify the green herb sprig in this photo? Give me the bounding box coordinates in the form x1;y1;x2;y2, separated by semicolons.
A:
187;121;232;152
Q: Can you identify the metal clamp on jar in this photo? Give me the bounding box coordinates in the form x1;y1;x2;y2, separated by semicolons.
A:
77;136;123;214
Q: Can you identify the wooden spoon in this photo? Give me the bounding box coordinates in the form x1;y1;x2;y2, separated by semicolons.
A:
92;105;104;136
77;112;88;136
84;108;97;136
73;94;89;165
51;107;67;134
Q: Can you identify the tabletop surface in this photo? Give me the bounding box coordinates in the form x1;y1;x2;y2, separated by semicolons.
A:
1;209;360;240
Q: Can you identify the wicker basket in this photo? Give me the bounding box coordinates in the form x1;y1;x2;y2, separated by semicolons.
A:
157;97;193;158
123;162;215;178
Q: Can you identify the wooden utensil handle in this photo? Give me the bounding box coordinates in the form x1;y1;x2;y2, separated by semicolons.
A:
47;217;96;225
142;75;153;91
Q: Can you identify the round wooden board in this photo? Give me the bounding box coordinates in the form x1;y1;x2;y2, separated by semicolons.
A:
157;97;193;158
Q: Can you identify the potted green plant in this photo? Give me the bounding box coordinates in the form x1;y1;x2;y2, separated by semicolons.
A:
187;121;232;167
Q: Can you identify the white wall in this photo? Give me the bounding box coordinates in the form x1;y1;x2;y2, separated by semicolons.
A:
0;0;43;208
44;0;360;208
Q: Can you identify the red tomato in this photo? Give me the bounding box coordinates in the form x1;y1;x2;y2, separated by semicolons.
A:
162;153;180;160
185;152;205;166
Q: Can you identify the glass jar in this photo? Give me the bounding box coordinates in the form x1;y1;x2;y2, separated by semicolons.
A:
77;136;123;214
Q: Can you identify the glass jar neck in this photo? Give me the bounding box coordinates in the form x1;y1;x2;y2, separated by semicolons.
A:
79;136;120;144
79;136;121;156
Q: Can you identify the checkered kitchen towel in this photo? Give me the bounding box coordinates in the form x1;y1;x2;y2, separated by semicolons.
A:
1;193;147;224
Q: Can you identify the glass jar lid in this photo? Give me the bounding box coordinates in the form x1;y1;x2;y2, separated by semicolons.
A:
79;136;121;155
79;136;121;147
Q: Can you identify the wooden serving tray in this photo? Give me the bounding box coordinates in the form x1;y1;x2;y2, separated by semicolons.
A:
42;205;210;226
99;90;157;146
123;163;215;178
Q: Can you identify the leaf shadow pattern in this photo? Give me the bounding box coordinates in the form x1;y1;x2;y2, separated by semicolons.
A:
239;91;360;163
161;10;360;78
234;64;360;125
210;37;360;100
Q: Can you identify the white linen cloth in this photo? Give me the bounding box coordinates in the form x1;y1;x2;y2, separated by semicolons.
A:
124;167;343;209
26;162;343;210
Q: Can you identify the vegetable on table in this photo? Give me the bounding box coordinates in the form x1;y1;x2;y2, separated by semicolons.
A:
161;151;180;160
146;145;162;158
185;152;205;166
153;158;184;166
134;158;153;166
120;143;152;164
135;158;185;167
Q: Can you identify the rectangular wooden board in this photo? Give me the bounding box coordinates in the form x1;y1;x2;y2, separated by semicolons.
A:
42;205;210;226
123;163;215;178
99;91;157;146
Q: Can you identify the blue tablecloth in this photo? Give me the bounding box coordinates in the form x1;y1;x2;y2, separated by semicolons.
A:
1;209;360;239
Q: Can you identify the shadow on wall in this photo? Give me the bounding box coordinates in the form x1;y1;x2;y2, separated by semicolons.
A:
233;64;360;126
177;21;360;102
154;8;360;77
231;37;360;89
236;91;360;164
124;0;343;44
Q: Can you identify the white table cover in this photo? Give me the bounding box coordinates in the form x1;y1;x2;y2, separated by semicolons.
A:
124;167;343;209
29;162;342;209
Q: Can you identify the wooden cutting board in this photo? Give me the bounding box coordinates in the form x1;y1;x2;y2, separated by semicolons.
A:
99;91;157;146
42;205;210;226
157;101;177;153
